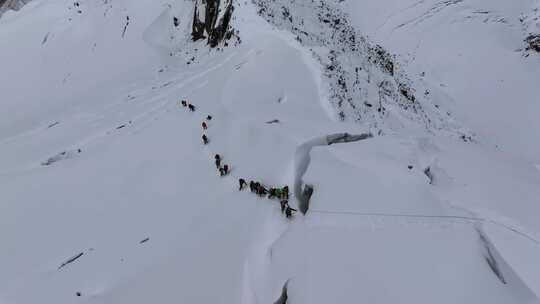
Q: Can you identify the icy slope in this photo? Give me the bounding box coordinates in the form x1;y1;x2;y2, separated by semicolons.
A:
1;0;540;304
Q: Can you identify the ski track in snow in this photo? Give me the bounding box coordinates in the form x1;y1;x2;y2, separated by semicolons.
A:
0;49;240;177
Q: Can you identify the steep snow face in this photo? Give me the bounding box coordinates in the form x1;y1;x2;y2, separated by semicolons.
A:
252;0;472;140
340;0;540;161
293;133;373;214
247;215;537;304
0;0;168;143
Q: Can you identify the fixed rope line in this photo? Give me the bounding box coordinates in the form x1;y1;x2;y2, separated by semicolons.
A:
310;209;482;221
309;209;540;245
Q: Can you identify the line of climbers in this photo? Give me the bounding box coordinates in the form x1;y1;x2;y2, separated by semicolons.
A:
180;99;212;145
179;99;296;219
214;154;230;177
240;179;296;218
180;99;196;112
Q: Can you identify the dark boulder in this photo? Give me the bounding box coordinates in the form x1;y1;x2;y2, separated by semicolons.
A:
526;34;540;52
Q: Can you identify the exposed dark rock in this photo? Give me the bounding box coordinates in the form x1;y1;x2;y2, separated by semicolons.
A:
42;149;82;166
121;16;130;38
299;184;314;215
47;121;60;129
0;0;32;17
525;34;540;52
192;0;236;48
399;83;416;103
477;227;507;284
273;280;290;304
58;252;84;270
369;44;394;76
424;166;434;185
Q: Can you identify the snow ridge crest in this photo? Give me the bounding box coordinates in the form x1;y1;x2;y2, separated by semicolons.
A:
253;0;473;140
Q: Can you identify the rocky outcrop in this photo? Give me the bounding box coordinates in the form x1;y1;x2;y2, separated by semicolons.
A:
192;0;236;47
252;0;473;140
0;0;32;17
521;2;540;53
526;34;540;52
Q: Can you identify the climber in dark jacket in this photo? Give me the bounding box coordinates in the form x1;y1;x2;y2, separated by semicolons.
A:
239;178;248;191
202;121;208;130
220;164;229;176
214;154;221;166
257;184;268;197
188;104;196;112
285;206;297;218
280;200;288;214
181;100;187;107
202;134;209;145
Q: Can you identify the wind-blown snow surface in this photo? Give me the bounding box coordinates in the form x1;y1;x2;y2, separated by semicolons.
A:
1;0;540;303
340;0;540;161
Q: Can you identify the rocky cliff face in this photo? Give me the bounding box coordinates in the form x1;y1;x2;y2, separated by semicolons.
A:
0;0;32;17
526;34;540;52
522;1;540;53
192;0;236;47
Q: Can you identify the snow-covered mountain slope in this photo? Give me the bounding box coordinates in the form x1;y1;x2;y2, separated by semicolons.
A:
253;0;473;140
523;0;540;52
1;0;540;303
340;0;540;161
